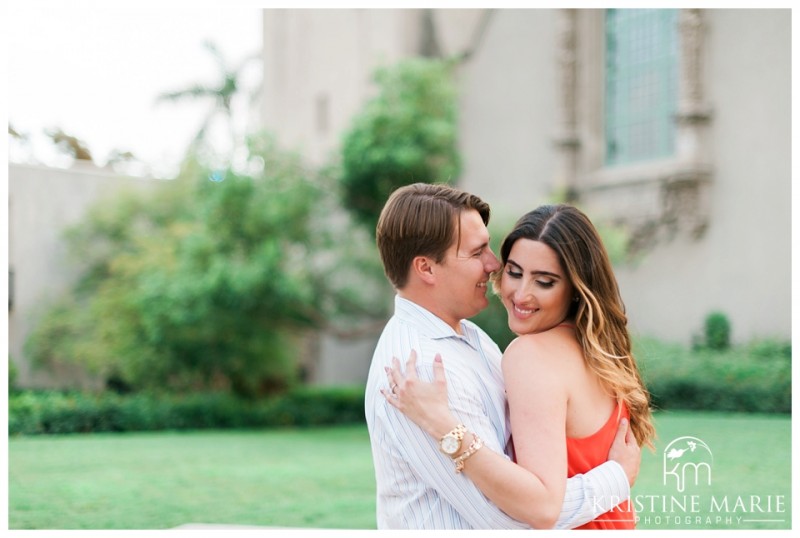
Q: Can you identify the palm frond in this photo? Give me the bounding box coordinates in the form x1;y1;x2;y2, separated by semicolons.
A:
156;85;218;103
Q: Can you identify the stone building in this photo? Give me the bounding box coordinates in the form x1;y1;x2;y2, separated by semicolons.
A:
258;8;791;383
8;9;791;387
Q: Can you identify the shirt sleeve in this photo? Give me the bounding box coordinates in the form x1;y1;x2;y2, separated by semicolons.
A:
383;358;531;529
554;460;631;529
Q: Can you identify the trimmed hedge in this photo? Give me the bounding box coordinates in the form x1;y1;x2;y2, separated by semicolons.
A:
8;336;790;435
8;386;366;436
635;337;791;414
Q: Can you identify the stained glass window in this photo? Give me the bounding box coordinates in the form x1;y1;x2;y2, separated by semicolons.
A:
605;9;679;166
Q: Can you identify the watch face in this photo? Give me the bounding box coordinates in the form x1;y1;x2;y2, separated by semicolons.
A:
441;435;460;454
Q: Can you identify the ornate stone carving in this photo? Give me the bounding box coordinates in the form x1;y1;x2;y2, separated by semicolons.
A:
626;168;711;255
553;9;580;199
677;9;708;120
575;9;713;256
556;9;578;138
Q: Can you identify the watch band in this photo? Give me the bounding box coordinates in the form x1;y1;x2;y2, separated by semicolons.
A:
454;433;483;473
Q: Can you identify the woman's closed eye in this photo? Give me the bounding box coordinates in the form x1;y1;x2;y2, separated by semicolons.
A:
505;268;522;278
505;269;555;288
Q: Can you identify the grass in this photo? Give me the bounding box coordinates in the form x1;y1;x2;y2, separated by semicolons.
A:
634;410;792;530
8;412;792;530
8;425;376;530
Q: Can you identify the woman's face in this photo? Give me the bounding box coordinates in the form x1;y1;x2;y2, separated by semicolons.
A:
499;238;575;335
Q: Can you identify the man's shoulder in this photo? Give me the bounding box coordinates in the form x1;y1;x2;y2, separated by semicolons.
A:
372;314;429;360
376;311;423;338
382;297;452;340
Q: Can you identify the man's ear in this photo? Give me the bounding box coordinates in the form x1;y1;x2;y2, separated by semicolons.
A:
411;256;436;285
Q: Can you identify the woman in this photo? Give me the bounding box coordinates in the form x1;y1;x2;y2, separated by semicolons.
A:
382;204;656;529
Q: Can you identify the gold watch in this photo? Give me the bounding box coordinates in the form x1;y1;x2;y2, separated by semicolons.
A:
439;424;467;457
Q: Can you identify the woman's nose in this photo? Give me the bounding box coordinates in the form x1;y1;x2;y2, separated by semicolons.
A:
514;282;533;302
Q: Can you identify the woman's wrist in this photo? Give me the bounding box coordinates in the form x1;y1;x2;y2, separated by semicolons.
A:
425;412;460;439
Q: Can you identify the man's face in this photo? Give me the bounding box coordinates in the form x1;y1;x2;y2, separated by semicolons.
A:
432;209;501;329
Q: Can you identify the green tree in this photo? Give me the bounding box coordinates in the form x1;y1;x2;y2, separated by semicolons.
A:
337;58;461;232
335;10;497;233
26;134;380;398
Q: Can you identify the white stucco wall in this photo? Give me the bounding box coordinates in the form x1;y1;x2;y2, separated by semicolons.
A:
456;9;560;218
262;9;420;166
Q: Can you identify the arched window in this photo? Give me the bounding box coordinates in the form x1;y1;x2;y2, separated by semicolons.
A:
604;9;679;166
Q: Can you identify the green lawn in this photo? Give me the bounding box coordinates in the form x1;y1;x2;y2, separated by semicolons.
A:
633;410;792;530
8;426;376;530
7;411;792;530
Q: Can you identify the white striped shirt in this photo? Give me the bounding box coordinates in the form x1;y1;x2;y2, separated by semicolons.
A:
364;296;630;529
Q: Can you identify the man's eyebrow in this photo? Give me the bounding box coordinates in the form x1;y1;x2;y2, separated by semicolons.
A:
457;240;489;258
463;240;488;253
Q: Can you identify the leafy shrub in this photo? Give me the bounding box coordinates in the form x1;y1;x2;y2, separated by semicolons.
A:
338;57;461;232
8;386;367;436
24;135;385;398
635;336;790;413
700;311;731;350
746;339;792;361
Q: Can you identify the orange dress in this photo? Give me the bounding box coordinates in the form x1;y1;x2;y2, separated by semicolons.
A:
566;401;635;530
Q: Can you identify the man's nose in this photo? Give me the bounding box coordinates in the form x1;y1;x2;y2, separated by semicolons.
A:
485;249;502;272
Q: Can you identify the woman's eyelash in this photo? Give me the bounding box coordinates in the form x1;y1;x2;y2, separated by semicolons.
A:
505;267;557;288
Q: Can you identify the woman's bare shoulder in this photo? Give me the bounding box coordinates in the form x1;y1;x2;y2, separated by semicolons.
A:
503;329;582;373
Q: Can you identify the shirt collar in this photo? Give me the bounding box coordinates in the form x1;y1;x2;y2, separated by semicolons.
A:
393;295;481;351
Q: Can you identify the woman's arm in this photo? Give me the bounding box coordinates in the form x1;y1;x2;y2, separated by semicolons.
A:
383;341;570;529
497;336;570;527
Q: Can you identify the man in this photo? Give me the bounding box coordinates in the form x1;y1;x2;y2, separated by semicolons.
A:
364;183;640;529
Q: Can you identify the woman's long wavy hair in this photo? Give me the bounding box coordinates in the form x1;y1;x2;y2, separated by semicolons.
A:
497;204;655;448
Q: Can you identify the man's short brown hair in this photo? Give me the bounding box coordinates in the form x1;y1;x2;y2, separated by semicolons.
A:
375;183;491;289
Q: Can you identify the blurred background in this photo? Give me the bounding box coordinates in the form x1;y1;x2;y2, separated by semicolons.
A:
5;5;793;531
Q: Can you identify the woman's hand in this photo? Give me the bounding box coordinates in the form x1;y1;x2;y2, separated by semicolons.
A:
381;350;458;438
